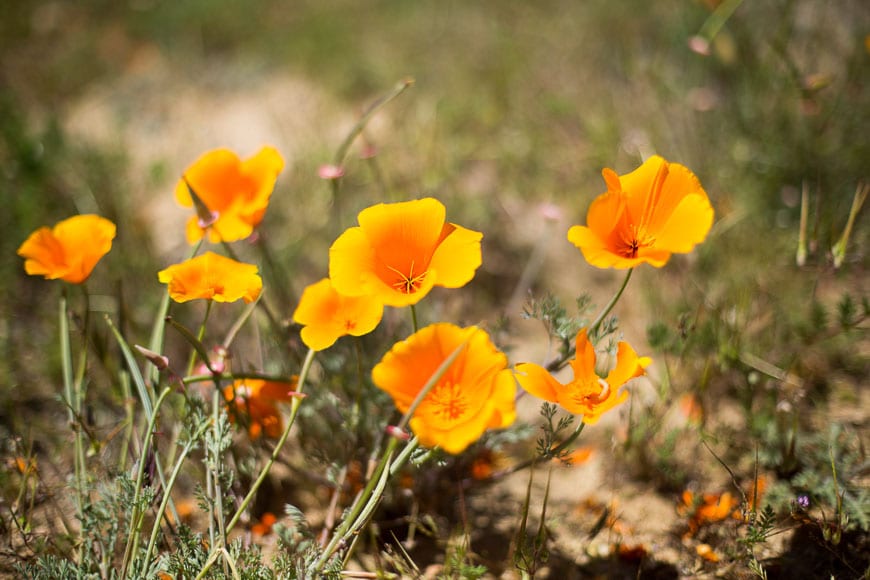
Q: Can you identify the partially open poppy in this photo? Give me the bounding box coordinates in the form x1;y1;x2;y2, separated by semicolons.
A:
329;198;483;307
223;378;298;439
372;323;516;454
515;329;650;424
293;278;383;351
175;146;284;243
18;214;116;284
568;155;713;269
157;251;262;303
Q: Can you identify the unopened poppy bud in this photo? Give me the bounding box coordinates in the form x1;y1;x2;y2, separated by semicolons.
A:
134;345;170;370
318;164;345;180
539;202;562;222
385;425;410;441
359;144;377;160
184;177;219;228
688;35;710;56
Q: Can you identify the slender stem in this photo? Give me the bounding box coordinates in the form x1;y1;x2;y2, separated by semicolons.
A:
142;420;210;569
224;348;316;534
409;304;419;333
489;422;586;481
58;295;83;521
72;288;90;499
121;386;173;579
187;301;213;377
333;78;414;168
210;385;227;554
313;341;467;572
588;268;633;337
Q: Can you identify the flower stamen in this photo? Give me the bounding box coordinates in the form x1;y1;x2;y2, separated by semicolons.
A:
387;260;428;294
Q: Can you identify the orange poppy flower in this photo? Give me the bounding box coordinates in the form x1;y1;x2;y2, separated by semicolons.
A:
251;512;278;536
372;323;516;454
223;378;298;439
292;278;383;351
329;198;483;307
157;251;262;303
17;214;116;284
567;155;714;269
515;329;650;424
175;146;284;243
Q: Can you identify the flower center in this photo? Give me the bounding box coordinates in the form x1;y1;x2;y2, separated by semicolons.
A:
429;381;468;422
570;377;610;406
387;260;428;294
618;225;656;258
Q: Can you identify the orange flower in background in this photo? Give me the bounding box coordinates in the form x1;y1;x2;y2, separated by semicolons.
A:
515;329;650;424
175;146;284;243
329;198;483;307
251;512;278;536
679;489;739;536
158;251;262;303
372;323;516;454
223;378;298;439
17;214;116;284
292;278;383;351
567;155;714;269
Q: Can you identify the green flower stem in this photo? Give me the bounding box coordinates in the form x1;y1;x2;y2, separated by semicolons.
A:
142;419;210;570
545;268;633;373
410;303;419;333
220;240;286;340
118;372;134;473
333;78;414;168
330;77;414;226
121;386;173;580
105;315;176;524
314;342;465;572
58;295;84;521
187;301;213;378
314;437;400;571
832;181;868;269
182;371;299;386
490;422;586;481
224;348;316;535
697;0;746;42
588;267;633;337
209;384;227;555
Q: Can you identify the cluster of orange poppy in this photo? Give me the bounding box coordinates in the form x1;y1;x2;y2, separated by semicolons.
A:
17;148;713;454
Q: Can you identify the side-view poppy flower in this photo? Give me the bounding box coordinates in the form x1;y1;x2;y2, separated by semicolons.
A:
17;214;116;284
372;323;516;454
329;198;483;307
515;329;650;424
567;155;714;269
175;146;284;243
157;251;262;303
223;378;298;439
292;278;383;351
